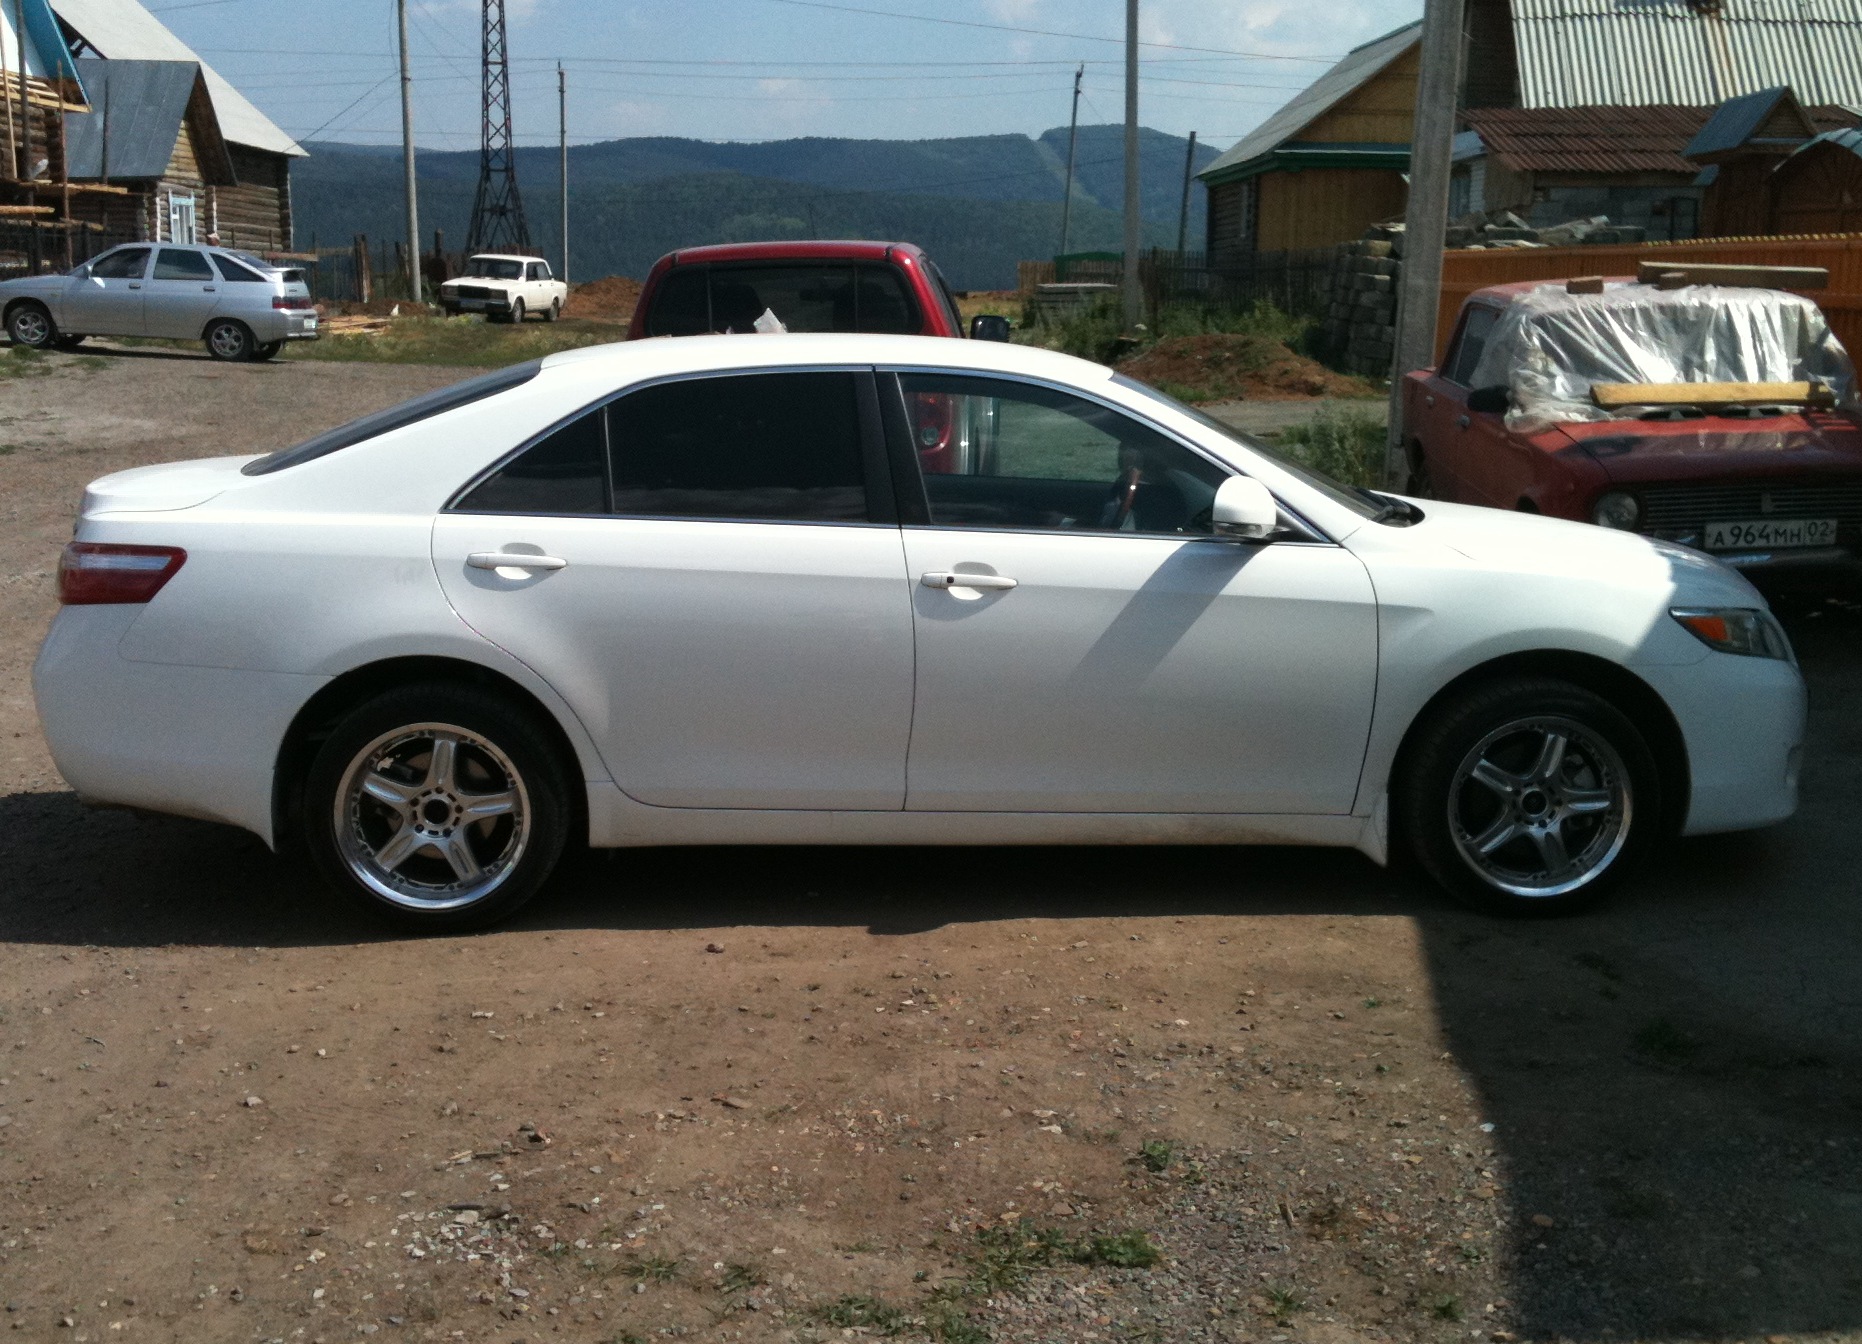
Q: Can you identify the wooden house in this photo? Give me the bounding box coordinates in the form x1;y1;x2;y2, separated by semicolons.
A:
1686;88;1862;236
1198;23;1419;262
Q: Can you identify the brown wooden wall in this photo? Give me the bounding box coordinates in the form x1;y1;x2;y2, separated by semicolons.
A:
1256;168;1409;251
1300;46;1419;145
1772;144;1862;235
1700;159;1779;237
213;145;290;249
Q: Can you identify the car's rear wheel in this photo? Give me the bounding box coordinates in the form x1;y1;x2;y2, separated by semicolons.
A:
254;340;284;361
303;684;572;933
543;298;561;322
1397;677;1660;914
204;318;255;362
6;302;57;349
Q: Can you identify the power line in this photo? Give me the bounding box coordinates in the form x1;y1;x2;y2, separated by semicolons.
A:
751;0;1341;62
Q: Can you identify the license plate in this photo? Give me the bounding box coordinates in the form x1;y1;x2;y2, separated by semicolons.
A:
302;316;317;331
458;298;486;310
1704;517;1838;550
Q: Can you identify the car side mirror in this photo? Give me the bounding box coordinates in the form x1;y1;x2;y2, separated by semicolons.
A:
1467;385;1510;414
969;314;1011;342
1212;476;1280;541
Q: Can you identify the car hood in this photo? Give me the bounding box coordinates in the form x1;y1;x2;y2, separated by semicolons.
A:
1563;413;1862;484
80;455;258;515
1385;496;1760;607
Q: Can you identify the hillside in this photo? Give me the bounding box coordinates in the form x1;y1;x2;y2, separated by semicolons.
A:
291;127;1221;290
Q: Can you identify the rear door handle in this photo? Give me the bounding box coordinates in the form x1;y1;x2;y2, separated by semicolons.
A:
128;283;141;289
467;552;569;571
921;571;1017;591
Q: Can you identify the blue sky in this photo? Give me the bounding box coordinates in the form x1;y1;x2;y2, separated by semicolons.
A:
147;0;1423;155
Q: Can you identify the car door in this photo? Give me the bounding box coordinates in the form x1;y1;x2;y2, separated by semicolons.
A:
61;245;151;336
142;247;224;340
1427;304;1525;507
887;371;1379;815
432;367;917;810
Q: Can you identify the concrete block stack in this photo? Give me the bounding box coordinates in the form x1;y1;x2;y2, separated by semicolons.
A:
1322;228;1404;378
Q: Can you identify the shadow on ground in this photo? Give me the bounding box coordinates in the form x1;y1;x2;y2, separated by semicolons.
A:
0;607;1856;1337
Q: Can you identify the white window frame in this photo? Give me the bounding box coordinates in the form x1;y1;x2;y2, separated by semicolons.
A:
167;192;199;245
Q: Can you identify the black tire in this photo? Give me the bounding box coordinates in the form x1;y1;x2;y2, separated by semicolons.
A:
52;333;86;351
1395;676;1661;915
6;301;57;349
204;318;256;362
510;298;526;325
543;298;560;323
302;682;573;933
254;340;284;361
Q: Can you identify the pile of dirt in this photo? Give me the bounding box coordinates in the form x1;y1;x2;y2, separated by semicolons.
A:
563;274;642;323
1117;332;1378;402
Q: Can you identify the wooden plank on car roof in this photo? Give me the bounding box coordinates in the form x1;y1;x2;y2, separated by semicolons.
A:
1591;380;1831;407
1635;261;1829;290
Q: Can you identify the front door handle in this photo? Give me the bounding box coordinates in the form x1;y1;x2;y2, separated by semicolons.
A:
1456;415;1471;429
921;571;1017;591
202;285;215;292
466;551;569;571
128;283;141;289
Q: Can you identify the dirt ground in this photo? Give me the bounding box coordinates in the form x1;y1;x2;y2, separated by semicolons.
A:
1117;335;1380;404
1;347;1860;1344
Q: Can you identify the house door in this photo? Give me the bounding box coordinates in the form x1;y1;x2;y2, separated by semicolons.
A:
167;193;198;244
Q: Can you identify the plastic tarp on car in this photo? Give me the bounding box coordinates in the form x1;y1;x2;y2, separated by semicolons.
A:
1468;281;1860;431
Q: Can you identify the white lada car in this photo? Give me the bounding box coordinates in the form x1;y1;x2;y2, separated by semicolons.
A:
33;336;1805;930
436;254;568;323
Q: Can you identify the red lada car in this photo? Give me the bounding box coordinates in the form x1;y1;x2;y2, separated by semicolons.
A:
1402;278;1862;576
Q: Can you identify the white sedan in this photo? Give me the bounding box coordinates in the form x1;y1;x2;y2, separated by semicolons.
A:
33;336;1805;930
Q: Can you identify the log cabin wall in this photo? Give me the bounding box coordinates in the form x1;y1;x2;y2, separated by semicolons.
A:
214;144;290;249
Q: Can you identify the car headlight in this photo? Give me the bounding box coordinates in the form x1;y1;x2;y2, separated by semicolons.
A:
1670;607;1794;661
1592;491;1640;530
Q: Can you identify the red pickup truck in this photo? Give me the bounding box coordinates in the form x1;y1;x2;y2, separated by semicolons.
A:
626;240;1009;342
1401;277;1862;576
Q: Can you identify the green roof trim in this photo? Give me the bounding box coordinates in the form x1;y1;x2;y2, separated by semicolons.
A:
1201;142;1411;187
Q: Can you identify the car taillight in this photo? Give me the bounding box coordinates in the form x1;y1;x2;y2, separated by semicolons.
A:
57;543;187;605
273;296;313;310
913;392;956;474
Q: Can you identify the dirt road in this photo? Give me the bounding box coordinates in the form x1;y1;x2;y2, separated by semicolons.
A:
1;348;1858;1344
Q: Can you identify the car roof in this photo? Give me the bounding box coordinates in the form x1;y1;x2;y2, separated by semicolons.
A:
663;240;922;266
536;331;1109;386
467;253;545;263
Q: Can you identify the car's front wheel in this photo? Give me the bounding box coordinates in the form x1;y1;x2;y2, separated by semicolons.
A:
509;298;526;325
303;683;572;932
6;302;57;349
1397;677;1660;914
204;318;255;361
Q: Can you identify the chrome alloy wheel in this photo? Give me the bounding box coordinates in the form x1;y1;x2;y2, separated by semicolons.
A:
10;306;52;346
1447;715;1632;898
208;321;249;359
333;722;530;911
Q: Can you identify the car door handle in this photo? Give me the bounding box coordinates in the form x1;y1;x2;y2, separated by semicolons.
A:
202;285;215;292
921;571;1017;591
466;551;569;571
1456;415;1471;429
1425;395;1436;408
128;283;141;289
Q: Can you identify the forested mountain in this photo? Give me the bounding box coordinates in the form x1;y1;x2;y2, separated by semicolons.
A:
290;127;1221;290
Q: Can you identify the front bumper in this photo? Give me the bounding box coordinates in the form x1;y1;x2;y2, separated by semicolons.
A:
1640;649;1807;836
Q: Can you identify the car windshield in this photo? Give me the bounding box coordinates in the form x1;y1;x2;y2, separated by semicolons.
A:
1110;375;1385;520
465;257;525;280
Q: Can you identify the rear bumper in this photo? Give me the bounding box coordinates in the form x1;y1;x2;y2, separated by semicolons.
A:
31;605;322;846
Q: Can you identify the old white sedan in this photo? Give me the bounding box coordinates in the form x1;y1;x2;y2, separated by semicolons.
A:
33;335;1804;930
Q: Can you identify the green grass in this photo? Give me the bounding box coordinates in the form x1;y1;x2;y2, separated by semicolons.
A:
1021;297;1315;368
1275;401;1386;489
1263;1284;1307;1320
811;1294;910;1332
1138;1139;1174;1173
282;314;624;367
718;1261;766;1292
618;1252;681;1283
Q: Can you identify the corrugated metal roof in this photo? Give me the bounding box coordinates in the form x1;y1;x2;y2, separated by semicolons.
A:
1511;0;1862;109
63;58;201;179
1685;86;1803;157
49;0;304;157
1788;124;1862;159
1198;21;1420;182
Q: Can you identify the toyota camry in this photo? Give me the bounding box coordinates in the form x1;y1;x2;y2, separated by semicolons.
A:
33;335;1805;930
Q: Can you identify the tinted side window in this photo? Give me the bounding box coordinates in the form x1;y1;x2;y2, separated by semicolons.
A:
1445;306;1499;386
609;372;868;522
646;266;711;336
899;374;1226;535
154;248;214;281
455;408;607;515
90;247;150;279
213;253;267;282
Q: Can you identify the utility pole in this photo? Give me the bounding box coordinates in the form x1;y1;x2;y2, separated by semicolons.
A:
557;63;568;284
1058;63;1082;258
396;0;422;303
1175;130;1196;255
1120;0;1142;328
1383;0;1465;487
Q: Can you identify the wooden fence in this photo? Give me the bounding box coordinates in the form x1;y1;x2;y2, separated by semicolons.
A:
1437;232;1862;364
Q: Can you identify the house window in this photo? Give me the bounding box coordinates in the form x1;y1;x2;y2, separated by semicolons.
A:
167;193;198;244
1449;170;1471;219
